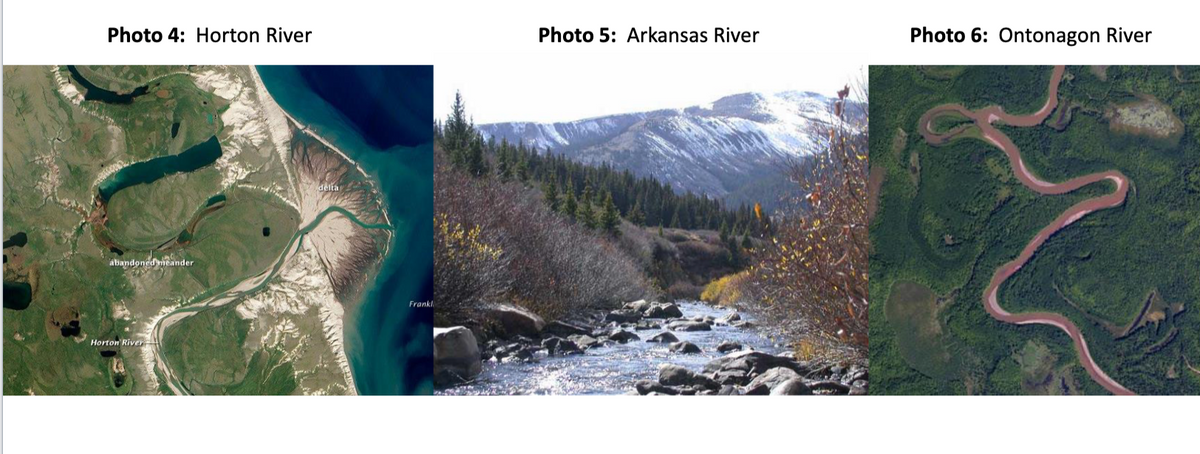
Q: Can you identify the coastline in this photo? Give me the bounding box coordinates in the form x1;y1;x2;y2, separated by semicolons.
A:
251;65;408;394
249;66;395;234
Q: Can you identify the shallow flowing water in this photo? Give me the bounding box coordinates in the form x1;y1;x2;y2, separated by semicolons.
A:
438;301;787;395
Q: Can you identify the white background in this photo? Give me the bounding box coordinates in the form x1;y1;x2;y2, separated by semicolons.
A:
3;0;1200;452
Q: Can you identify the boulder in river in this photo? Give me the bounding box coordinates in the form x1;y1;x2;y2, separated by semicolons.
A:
541;337;583;355
543;320;590;337
716;341;743;353
591;324;618;338
730;320;755;329
704;350;806;376
713;368;751;386
604;310;643;324
747;367;801;391
659;364;719;389
633;321;662;331
568;334;601;350
744;383;771;395
808;380;852;395
500;345;539;362
845;366;868;383
667;320;712;332
433;327;482;386
770;378;813;395
715;312;741;325
608;330;640;343
623;299;653;314
646;332;679;343
483;302;546;338
635;380;680;395
669;341;702;354
850;380;868;395
644;303;683;319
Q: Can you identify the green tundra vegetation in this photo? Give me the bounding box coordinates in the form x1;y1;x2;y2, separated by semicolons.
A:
3;66;308;395
870;66;1200;395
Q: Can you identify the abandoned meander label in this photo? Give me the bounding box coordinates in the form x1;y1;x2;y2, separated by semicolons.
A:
108;258;195;268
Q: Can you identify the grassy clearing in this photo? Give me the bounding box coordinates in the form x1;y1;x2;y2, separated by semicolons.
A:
884;281;958;381
179;187;300;291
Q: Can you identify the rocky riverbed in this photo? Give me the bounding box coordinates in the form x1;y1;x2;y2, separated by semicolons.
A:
434;300;868;395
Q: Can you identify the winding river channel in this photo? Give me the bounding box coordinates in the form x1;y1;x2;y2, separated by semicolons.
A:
69;65;399;394
149;206;391;395
918;65;1135;395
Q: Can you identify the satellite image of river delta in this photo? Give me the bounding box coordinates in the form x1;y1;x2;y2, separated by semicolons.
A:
870;66;1200;395
3;66;434;395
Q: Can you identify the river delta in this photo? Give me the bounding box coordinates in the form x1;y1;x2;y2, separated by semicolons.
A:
3;65;433;395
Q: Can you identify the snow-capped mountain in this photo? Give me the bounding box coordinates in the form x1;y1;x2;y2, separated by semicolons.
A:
478;91;847;208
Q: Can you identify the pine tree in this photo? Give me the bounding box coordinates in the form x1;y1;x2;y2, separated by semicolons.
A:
543;181;559;212
658;224;665;237
516;157;530;183
628;200;645;226
443;91;472;154
564;190;578;221
600;191;621;235
580;183;593;207
497;139;512;181
577;194;596;229
467;135;487;177
719;220;730;243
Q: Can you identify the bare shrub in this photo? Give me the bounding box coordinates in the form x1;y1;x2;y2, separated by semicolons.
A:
434;147;653;325
666;281;704;301
434;153;509;326
743;78;869;361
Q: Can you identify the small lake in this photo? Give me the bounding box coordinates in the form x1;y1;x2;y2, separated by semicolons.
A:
67;65;150;104
97;136;222;203
3;282;32;311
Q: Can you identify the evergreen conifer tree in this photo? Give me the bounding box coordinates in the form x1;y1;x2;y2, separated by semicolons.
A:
564;189;578;221
600;191;621;235
467;135;487;177
628;201;645;226
543;181;559;212
443;91;472;154
577;192;596;229
497;139;512;181
516;157;530;183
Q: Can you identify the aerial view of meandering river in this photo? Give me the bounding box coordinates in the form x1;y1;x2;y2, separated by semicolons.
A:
151;205;392;395
70;65;433;394
258;66;434;395
919;65;1134;395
